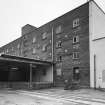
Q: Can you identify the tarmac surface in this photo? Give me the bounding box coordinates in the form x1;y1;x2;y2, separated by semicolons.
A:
0;88;105;105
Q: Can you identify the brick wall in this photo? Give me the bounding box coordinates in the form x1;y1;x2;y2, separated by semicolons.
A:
0;2;90;88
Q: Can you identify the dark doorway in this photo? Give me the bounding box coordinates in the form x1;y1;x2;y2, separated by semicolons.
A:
73;67;80;81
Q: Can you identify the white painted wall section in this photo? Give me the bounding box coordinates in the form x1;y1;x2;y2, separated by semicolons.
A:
40;66;53;82
89;1;105;88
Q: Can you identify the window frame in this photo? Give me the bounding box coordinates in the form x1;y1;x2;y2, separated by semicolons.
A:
42;44;47;52
42;32;47;40
56;55;62;62
72;52;79;59
32;37;36;43
56;41;62;48
55;25;62;34
56;68;62;76
73;67;80;81
32;48;36;54
73;18;80;28
73;36;79;43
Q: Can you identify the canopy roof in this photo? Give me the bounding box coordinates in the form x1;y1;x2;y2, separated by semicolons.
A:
0;54;53;68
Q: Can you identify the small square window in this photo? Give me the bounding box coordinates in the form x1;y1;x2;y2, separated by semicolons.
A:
55;25;62;34
73;44;80;49
65;35;68;38
11;47;14;51
72;52;79;59
64;49;68;53
42;44;47;52
0;52;4;55
17;44;20;49
42;32;47;39
73;36;79;43
49;53;52;56
32;48;36;54
49;40;52;44
23;35;28;40
73;18;80;28
6;49;9;53
35;55;40;60
56;41;62;48
56;56;62;62
37;44;40;49
56;68;62;76
32;37;36;43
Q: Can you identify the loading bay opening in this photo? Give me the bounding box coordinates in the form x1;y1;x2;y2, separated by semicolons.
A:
0;54;54;89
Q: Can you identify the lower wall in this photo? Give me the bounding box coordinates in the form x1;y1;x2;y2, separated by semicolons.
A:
0;82;53;89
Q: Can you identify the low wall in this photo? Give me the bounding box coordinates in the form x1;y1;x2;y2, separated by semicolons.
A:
0;82;53;90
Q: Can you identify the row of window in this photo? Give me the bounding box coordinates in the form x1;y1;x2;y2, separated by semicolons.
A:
32;32;48;43
56;52;79;62
3;35;79;56
1;44;21;54
23;18;80;44
56;67;80;81
56;36;79;48
55;18;80;34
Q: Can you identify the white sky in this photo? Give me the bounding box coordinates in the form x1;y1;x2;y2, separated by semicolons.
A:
0;0;105;47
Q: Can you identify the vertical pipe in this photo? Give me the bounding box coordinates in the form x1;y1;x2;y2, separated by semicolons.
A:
51;27;54;84
51;27;54;62
29;63;32;89
94;54;96;89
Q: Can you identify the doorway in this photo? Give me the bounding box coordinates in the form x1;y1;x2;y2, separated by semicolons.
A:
73;67;80;81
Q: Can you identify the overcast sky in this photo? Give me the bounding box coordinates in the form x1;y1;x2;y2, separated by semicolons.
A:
0;0;105;47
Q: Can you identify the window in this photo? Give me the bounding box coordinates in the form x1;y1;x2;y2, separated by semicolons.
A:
49;40;52;44
55;25;62;34
32;48;36;54
0;51;4;55
35;55;40;60
11;47;14;51
73;36;79;43
73;67;80;81
56;41;62;48
32;37;36;43
56;68;62;76
64;49;68;53
72;52;79;59
49;53;52;56
73;44;80;49
42;32;47;39
17;44;20;49
56;56;62;62
73;18;80;28
42;44;47;52
6;49;9;53
23;35;28;43
65;35;68;38
43;70;47;75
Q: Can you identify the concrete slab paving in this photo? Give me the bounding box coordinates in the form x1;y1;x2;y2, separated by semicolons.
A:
0;88;105;105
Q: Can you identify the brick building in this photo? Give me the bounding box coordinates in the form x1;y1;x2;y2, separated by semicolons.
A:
0;0;105;89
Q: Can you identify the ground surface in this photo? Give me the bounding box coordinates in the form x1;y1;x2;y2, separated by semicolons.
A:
0;88;105;105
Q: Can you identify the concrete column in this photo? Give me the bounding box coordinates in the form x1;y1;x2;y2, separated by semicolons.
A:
29;64;32;89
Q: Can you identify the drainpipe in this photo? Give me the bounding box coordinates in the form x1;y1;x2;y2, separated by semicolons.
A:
29;63;32;89
94;54;96;89
51;26;54;85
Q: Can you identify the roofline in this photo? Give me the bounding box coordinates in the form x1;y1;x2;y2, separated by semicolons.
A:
38;1;89;29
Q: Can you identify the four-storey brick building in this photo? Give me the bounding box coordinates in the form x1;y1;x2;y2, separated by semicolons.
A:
1;0;104;88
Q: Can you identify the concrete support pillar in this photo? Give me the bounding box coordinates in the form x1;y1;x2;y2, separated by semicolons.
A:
29;63;32;89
